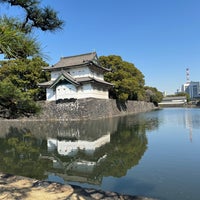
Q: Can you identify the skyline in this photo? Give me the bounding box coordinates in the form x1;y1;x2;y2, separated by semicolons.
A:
1;0;200;94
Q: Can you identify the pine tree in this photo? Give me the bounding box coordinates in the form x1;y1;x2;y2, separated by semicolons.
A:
0;0;63;33
0;0;63;58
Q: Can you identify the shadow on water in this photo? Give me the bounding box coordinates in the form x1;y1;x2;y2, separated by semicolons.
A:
0;113;160;187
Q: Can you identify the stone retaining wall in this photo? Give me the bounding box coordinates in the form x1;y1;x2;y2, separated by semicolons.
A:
35;98;155;121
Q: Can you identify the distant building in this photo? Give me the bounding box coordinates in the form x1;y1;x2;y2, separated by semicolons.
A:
159;96;187;107
163;91;167;97
181;81;200;99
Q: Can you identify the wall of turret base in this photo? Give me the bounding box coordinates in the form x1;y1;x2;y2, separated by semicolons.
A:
35;98;156;121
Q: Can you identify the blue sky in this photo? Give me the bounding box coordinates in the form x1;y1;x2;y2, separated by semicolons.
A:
1;0;200;94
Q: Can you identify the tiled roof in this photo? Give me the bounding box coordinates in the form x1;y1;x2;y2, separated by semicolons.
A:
46;52;97;69
38;73;79;88
50;72;80;89
76;77;114;87
39;74;113;88
63;72;79;85
57;52;96;67
43;52;109;72
38;80;54;87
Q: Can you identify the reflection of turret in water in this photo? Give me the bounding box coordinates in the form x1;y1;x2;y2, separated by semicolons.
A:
44;115;150;184
44;134;110;185
0;112;160;186
47;134;110;156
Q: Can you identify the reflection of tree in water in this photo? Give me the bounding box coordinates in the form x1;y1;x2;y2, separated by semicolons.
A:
0;127;50;179
51;116;152;183
73;114;160;182
92;116;148;178
0;113;160;185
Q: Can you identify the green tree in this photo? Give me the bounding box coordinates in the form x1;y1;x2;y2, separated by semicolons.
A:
0;57;49;118
99;55;145;101
0;0;63;33
0;0;63;58
144;86;163;106
0;0;62;117
0;79;40;118
0;17;40;59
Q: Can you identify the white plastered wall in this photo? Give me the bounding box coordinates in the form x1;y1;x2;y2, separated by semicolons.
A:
47;88;56;101
56;84;77;99
77;84;109;99
51;67;104;80
47;66;108;101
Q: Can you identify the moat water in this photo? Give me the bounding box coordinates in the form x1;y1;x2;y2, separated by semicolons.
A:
0;108;200;200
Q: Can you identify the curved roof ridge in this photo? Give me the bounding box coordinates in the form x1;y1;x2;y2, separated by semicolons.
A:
60;52;96;60
53;52;97;68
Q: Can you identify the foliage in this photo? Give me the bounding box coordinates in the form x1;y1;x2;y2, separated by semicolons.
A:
0;0;62;116
0;79;40;118
0;0;63;58
0;57;49;118
0;128;51;179
0;17;40;59
0;0;63;33
99;55;145;101
92;116;148;178
0;115;160;181
144;86;163;106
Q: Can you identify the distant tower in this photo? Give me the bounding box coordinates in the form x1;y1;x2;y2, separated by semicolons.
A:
186;68;190;83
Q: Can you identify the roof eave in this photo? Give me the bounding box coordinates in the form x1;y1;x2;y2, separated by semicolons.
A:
42;63;89;72
50;73;80;89
89;61;110;72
